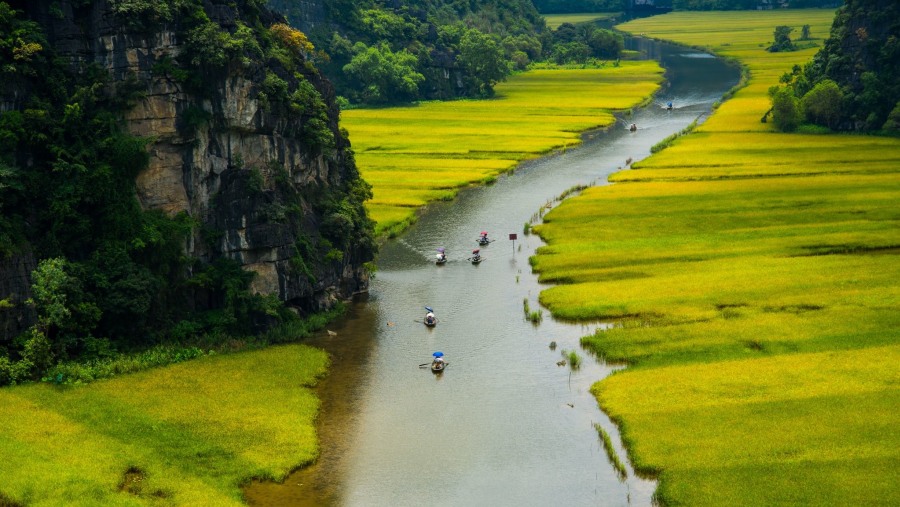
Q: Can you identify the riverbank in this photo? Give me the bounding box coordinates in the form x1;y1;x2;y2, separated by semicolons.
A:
342;62;664;237
531;9;900;505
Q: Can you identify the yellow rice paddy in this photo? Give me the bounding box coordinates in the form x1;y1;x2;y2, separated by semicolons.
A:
342;63;664;236
531;9;900;505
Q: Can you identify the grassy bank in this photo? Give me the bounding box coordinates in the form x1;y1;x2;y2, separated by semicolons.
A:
531;9;900;505
0;344;328;505
342;62;664;237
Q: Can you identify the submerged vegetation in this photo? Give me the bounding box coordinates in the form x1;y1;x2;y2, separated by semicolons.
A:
343;62;663;236
531;9;900;505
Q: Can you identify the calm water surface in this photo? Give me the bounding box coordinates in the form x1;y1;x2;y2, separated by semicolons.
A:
245;38;739;506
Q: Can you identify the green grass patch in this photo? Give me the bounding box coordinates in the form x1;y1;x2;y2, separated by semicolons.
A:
543;13;619;29
342;63;664;236
531;9;900;505
0;344;329;505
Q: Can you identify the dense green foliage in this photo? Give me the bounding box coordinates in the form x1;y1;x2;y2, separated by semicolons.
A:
0;1;374;386
771;0;900;131
268;0;624;103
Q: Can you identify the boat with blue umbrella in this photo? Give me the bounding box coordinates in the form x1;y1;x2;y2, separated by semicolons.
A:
431;351;446;373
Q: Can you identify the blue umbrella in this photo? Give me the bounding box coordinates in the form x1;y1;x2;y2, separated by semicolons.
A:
424;306;433;313
436;247;445;253
433;351;444;357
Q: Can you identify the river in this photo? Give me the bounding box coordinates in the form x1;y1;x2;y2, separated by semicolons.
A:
245;36;739;506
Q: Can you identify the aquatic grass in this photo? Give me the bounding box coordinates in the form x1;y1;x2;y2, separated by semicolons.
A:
531;9;900;506
522;298;544;324
342;62;664;236
594;423;627;479
0;344;329;505
563;349;582;370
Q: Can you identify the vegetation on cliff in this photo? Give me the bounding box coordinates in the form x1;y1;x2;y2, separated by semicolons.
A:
532;9;900;505
770;0;900;132
0;0;374;386
770;0;900;134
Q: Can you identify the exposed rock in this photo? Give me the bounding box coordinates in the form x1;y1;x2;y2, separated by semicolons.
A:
0;0;374;342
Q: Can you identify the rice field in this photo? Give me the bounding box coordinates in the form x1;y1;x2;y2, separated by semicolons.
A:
342;63;664;236
0;344;329;505
531;9;900;505
543;13;619;29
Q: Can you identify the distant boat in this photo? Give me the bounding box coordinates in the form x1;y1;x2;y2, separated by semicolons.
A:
470;249;482;264
424;307;437;327
435;247;447;265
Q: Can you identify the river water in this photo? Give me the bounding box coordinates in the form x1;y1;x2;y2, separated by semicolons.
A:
245;37;738;506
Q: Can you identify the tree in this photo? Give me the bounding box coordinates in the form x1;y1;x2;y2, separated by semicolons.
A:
800;79;844;129
586;28;623;59
770;86;801;132
458;29;510;97
768;26;796;53
342;42;424;103
882;101;900;132
552;41;590;64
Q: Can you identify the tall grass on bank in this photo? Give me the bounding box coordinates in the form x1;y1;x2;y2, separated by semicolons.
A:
45;306;344;385
342;62;664;236
0;344;329;506
531;9;900;506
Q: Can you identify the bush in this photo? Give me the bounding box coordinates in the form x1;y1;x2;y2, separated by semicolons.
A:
770;86;801;132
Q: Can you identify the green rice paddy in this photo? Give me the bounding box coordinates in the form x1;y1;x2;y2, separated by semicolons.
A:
342;63;664;236
0;345;329;505
531;9;900;505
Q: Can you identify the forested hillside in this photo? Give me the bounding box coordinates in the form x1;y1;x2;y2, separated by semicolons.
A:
0;0;375;385
268;0;624;103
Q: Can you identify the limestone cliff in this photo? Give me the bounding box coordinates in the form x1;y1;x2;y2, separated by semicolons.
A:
2;0;375;332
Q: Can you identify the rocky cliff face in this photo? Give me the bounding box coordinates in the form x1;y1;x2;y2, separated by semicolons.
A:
5;0;373;322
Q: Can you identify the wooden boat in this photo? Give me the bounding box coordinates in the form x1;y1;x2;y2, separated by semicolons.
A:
435;255;447;265
431;361;445;373
477;237;490;246
471;255;482;264
424;314;437;327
